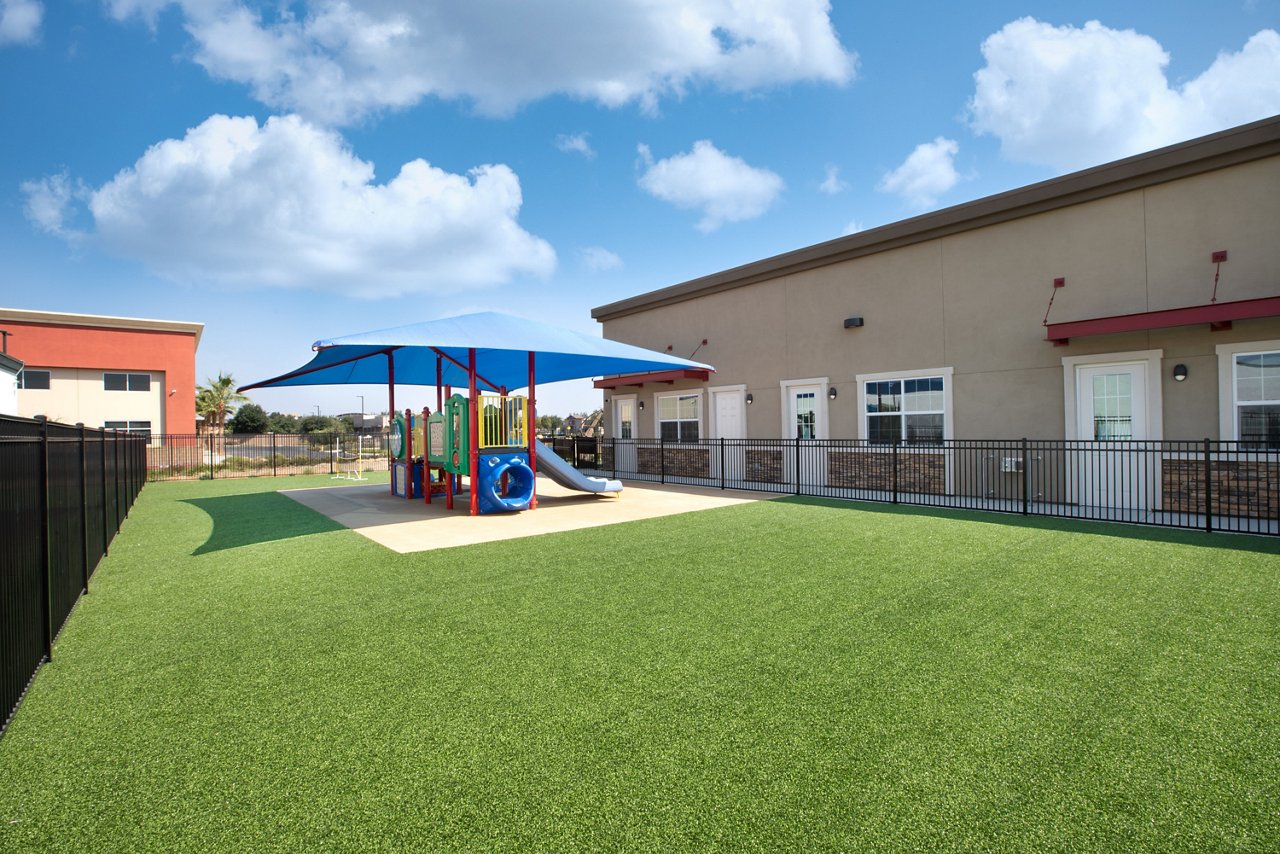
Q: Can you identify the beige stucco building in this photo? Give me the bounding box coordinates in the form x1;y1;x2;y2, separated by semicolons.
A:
593;116;1280;454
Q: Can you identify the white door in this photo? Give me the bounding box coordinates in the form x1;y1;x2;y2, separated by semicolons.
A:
613;397;637;474
711;389;745;482
786;385;824;486
1075;363;1149;511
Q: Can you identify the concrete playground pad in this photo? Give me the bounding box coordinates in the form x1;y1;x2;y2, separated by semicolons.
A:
281;477;777;553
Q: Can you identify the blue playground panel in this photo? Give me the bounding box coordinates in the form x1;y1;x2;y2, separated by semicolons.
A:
391;461;423;498
477;452;535;514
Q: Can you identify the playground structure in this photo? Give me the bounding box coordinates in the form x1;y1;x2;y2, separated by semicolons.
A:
240;311;710;518
391;393;540;514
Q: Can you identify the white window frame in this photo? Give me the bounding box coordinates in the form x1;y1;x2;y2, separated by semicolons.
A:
1062;350;1163;441
653;389;703;442
17;369;51;390
1216;338;1280;444
855;367;953;444
104;371;152;392
707;383;747;440
779;377;830;440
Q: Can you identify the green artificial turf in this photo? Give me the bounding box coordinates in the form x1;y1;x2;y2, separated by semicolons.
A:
1;476;1278;851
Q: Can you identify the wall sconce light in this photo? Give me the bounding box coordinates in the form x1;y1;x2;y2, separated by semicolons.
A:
745;393;754;405
828;387;838;400
1173;364;1189;382
638;400;645;411
843;316;864;329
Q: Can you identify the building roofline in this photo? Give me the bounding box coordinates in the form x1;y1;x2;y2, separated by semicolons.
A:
0;352;23;374
0;307;205;349
592;114;1280;323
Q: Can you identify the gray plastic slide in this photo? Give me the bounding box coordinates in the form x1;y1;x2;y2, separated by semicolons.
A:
534;439;623;494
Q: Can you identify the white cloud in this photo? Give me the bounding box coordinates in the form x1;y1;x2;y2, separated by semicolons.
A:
970;19;1280;171
24;114;555;297
877;137;960;209
578;246;622;272
556;133;595;158
842;220;863;236
818;164;846;195
0;0;42;45
638;139;784;232
21;171;86;237
106;0;855;124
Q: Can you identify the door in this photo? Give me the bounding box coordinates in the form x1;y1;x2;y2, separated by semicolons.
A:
786;385;824;487
711;388;745;483
613;396;637;475
1075;363;1149;511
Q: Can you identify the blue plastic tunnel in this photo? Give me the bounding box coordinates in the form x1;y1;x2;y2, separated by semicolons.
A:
476;452;536;514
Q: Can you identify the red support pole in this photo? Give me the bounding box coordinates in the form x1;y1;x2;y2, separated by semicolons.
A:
468;347;480;517
387;352;397;496
436;354;443;413
528;351;538;510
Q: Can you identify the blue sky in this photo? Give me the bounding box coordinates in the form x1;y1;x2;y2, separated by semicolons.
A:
2;0;1277;418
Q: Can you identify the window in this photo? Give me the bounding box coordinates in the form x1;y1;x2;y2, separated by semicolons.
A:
17;369;50;390
657;393;700;442
105;420;152;442
104;372;151;392
864;375;945;445
1234;351;1280;449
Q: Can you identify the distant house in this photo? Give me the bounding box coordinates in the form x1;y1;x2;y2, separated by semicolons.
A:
0;308;204;438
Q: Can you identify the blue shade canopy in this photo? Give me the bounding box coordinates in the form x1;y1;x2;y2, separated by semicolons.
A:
240;312;713;392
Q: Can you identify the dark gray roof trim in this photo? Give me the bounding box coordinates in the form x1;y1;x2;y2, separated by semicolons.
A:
593;115;1280;322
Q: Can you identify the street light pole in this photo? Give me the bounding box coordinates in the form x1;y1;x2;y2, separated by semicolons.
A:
315;404;321;416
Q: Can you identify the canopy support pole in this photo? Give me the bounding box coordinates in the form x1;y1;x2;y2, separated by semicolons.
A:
435;355;443;412
387;351;396;496
468;347;480;517
528;352;538;510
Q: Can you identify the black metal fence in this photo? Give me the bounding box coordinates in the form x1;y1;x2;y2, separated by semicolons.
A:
1;414;146;735
145;432;391;481
561;437;1278;535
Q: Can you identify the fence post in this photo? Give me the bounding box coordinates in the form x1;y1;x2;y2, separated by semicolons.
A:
208;431;215;480
101;426;109;555
1021;438;1030;515
892;441;899;504
79;423;90;593
794;438;801;496
271;432;277;477
36;416;53;662
720;438;726;490
330;433;336;475
1204;438;1213;534
660;437;666;485
612;438;618;480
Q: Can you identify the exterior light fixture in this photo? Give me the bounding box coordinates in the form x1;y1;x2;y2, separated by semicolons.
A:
843;316;864;329
1173;364;1189;382
745;393;753;405
828;387;838;400
638;400;645;411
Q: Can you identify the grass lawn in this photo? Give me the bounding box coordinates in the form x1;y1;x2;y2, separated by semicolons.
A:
1;475;1278;851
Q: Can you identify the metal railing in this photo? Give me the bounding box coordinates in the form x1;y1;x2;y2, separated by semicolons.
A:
1;414;146;736
145;431;391;481
562;437;1278;536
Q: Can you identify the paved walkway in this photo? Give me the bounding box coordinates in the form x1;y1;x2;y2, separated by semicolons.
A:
282;476;776;553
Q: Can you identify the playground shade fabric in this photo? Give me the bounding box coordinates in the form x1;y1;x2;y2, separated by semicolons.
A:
241;312;713;392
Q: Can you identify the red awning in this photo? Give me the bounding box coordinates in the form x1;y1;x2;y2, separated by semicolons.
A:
594;368;712;389
1046;295;1280;345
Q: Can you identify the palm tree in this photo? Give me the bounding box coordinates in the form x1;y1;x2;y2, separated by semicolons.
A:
196;373;249;434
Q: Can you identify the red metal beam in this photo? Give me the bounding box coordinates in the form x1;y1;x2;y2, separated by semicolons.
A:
593;368;712;389
1046;296;1280;344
